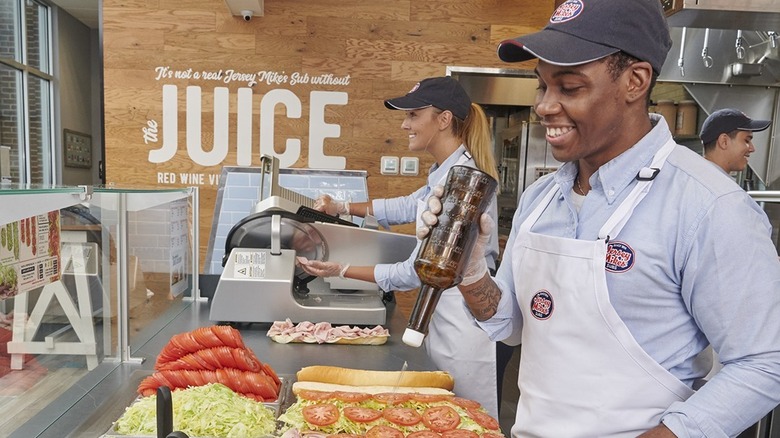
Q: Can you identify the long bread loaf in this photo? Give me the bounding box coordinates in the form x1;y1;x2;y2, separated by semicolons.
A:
296;365;455;390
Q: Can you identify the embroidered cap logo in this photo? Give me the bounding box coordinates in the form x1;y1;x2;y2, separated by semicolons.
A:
550;0;584;23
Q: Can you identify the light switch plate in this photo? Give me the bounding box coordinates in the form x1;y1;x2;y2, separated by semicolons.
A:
400;157;419;176
381;156;399;175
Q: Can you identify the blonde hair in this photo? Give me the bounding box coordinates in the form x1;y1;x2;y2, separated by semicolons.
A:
453;103;500;191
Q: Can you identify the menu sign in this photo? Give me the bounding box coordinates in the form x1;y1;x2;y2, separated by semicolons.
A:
0;211;61;300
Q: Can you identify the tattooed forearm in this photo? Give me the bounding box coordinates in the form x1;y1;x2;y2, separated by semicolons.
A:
459;275;501;321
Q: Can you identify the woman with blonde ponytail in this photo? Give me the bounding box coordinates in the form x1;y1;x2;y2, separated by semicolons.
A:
302;76;508;420
459;102;501;187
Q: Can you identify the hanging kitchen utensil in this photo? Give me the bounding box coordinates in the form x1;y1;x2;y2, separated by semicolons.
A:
736;30;746;60
702;28;713;68
678;27;687;76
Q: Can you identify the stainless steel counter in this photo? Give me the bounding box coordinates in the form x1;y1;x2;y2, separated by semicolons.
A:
13;300;432;438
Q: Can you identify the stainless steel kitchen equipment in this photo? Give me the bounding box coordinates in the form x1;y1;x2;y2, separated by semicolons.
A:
209;155;417;325
662;0;780;31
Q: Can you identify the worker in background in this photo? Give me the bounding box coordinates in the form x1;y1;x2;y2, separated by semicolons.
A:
700;108;771;174
300;76;510;419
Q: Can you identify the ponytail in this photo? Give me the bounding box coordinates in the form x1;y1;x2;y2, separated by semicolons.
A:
454;103;500;191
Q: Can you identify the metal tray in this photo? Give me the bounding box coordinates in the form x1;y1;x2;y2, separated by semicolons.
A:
101;373;293;438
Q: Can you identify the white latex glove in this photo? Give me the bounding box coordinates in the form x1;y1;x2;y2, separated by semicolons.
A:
313;195;349;216
416;186;445;239
460;214;493;286
416;185;491;287
296;256;349;278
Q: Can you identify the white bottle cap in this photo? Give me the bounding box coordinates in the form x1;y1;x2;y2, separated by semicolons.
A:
402;328;425;347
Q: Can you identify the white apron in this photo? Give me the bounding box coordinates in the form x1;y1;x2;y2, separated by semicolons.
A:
417;151;500;419
511;139;694;438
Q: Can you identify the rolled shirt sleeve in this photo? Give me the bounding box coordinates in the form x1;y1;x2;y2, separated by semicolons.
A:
371;188;422;229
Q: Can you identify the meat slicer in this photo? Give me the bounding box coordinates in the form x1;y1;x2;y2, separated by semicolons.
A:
209;156;417;325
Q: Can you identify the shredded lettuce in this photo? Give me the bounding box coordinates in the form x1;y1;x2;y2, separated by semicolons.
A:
113;383;277;437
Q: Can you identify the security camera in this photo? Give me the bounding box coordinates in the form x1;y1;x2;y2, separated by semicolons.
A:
241;10;253;21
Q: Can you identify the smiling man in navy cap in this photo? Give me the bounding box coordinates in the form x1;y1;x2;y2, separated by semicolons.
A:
700;108;771;174
417;0;780;437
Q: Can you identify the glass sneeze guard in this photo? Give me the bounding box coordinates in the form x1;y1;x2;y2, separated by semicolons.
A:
0;185;199;437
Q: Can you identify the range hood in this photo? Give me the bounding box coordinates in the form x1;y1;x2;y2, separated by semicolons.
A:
663;0;780;30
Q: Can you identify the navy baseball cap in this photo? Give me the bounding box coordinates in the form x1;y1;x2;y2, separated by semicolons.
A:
700;108;771;144
384;76;471;120
497;0;672;74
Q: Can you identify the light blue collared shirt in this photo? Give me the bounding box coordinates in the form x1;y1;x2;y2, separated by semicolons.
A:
481;116;780;437
372;145;499;292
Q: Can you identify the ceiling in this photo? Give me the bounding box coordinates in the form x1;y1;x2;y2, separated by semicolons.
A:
50;0;99;29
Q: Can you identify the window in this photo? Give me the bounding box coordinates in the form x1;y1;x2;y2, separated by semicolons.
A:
0;0;54;185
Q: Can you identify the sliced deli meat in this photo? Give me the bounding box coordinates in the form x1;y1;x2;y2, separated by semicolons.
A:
268;319;390;345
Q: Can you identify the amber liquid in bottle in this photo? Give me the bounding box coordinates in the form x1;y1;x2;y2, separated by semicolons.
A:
403;166;497;347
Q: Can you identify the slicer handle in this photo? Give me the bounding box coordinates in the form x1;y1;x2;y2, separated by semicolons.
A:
271;214;282;255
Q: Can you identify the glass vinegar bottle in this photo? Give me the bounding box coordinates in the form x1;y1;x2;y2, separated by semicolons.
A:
403;165;497;347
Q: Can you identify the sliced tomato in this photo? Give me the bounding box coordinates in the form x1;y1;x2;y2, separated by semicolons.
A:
467;409;500;431
372;392;411;405
335;391;372;403
302;403;340;426
298;390;335;401
449;397;481;410
382;407;422;426
411;393;451;403
365;425;405;438
441;430;479;438
480;433;505;438
343;406;383;423
407;431;442;438
421;405;461;432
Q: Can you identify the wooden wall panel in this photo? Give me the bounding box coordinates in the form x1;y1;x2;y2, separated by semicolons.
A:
307;17;491;45
412;2;551;25
265;1;412;21
102;0;554;270
215;14;308;36
163;32;257;54
102;9;217;32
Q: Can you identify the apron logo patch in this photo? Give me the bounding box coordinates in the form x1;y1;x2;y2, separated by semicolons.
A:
605;241;635;273
530;290;554;320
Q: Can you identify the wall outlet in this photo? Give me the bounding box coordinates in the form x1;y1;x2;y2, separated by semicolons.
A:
400;157;419;176
381;156;399;175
